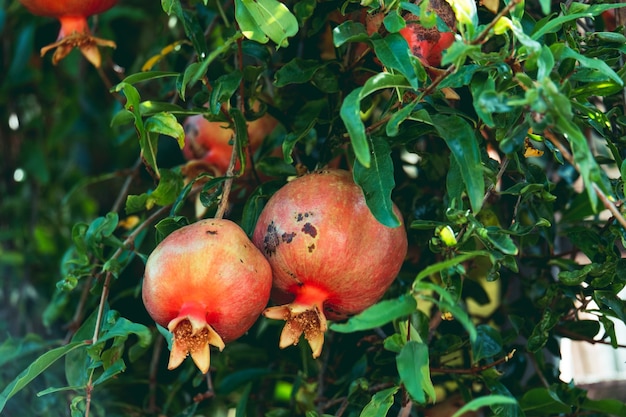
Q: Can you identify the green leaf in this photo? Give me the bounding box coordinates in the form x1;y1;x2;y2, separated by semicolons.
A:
431;114;484;213
396;341;435;404
117;71;179;86
558;264;593;286
238;0;298;47
582;397;626;417
330;295;417;333
371;33;418;89
360;386;399;417
414;282;477;342
209;72;243;115
341;88;370;167
452;396;518;417
151;169;184;207
0;341;89;412
471;325;503;363
332;21;369;47
179;33;242;98
145;112;185;149
477;227;519;255
519;388;570;414
341;73;412;168
353;136;401;227
555;44;623;86
275;58;322;87
532;4;626;40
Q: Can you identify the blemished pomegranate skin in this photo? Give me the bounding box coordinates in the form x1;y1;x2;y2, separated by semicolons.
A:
142;219;272;373
252;169;408;358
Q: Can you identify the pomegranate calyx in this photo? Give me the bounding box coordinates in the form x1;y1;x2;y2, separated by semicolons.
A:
264;303;328;359
167;312;225;374
40;32;116;67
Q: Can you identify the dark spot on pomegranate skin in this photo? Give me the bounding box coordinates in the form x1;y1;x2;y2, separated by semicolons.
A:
296;212;313;222
302;223;317;238
206;230;218;235
308;244;315;253
282;232;296;243
264;221;280;256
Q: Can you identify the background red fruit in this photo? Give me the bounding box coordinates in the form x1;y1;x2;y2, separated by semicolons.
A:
182;111;278;175
400;23;455;67
142;219;272;373
252;169;408;358
19;0;117;66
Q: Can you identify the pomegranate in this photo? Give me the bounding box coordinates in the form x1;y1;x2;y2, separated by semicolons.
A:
19;0;117;67
252;169;408;358
142;219;272;373
182;110;278;175
400;24;455;67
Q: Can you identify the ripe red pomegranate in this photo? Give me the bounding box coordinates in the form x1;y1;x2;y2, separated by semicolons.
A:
400;24;455;67
19;0;117;67
183;110;278;175
142;219;272;373
252;169;408;358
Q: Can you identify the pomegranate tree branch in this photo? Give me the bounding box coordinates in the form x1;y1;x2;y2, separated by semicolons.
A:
215;35;245;219
430;349;516;374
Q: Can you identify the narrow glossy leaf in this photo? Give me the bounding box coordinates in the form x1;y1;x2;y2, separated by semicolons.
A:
371;33;418;89
179;34;242;97
353;136;401;227
582;397;626;416
96;317;152;349
330;295;417;333
396;341;434;404
431;114;484;213
341;88;370;167
360;386;399;417
230;108;249;175
209;72;243;115
452;396;518;417
0;341;89;412
282;121;316;164
118;71;179;85
532;4;626;39
332;21;369;47
557;44;623;86
415;283;477;342
386;101;416;136
383;10;406;32
478;227;519;255
145;112;185;149
558;264;593;286
414;251;489;283
275;58;322;86
519;388;570;414
239;0;298;47
93;359;126;386
165;2;207;58
471;325;503;362
149;169;184;207
341;74;411;168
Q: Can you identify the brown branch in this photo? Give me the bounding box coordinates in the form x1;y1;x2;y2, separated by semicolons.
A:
430;349;516;374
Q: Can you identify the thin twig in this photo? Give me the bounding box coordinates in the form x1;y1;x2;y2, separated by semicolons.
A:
215;35;245;219
84;204;171;417
544;131;626;230
430;349;516;374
